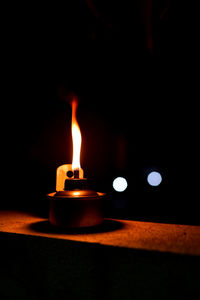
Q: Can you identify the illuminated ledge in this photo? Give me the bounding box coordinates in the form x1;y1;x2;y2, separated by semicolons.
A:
0;211;200;299
0;211;200;255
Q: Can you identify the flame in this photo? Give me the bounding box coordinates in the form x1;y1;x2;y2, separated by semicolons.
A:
71;99;82;170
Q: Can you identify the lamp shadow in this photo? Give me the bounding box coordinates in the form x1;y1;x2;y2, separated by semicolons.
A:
29;219;124;235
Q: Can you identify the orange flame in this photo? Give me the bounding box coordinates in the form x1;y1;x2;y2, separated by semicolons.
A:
71;99;82;170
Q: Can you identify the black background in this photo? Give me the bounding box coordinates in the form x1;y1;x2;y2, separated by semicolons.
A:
1;1;199;224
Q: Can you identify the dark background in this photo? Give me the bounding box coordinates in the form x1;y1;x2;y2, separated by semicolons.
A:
1;1;199;224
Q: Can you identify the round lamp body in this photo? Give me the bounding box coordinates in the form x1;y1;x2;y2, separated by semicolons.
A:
48;190;105;228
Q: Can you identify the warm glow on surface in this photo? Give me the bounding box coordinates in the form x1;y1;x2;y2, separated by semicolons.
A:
71;99;82;170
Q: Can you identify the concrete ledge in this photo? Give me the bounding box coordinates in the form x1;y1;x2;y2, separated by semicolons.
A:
0;211;200;255
0;211;200;299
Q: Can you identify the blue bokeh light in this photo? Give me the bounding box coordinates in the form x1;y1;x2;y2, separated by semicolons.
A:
147;171;162;186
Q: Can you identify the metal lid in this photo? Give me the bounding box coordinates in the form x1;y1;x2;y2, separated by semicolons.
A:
48;190;105;199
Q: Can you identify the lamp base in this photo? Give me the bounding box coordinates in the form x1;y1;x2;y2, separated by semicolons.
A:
48;190;105;228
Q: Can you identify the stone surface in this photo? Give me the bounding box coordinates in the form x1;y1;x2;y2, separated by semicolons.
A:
1;211;200;299
0;210;200;255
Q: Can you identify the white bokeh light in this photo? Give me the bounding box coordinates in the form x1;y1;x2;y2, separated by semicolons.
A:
147;171;162;186
113;177;128;192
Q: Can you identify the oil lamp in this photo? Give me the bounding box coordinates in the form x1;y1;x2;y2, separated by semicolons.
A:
48;99;105;228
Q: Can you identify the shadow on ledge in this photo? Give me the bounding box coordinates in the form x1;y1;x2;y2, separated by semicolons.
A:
28;219;124;235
